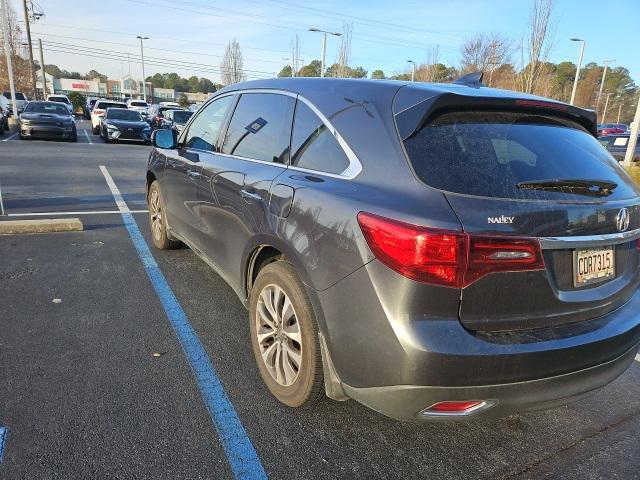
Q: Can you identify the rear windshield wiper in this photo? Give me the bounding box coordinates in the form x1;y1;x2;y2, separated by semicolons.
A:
516;179;618;197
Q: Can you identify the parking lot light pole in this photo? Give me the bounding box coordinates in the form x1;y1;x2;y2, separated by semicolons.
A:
137;36;149;101
569;38;586;106
407;60;416;82
309;28;341;78
623;94;640;168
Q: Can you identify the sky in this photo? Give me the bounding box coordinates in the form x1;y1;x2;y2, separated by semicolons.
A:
13;0;640;84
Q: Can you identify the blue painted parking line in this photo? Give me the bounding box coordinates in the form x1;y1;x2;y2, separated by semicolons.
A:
100;166;267;480
0;427;8;464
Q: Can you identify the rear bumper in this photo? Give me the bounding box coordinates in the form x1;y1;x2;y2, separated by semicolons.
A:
316;259;640;419
342;343;639;422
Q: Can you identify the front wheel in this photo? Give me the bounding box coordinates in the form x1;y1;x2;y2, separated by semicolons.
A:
249;261;324;407
147;181;180;250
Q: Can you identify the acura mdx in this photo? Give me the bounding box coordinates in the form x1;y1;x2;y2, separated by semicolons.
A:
145;76;640;421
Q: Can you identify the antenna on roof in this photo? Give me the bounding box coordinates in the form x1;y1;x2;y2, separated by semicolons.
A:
453;71;485;88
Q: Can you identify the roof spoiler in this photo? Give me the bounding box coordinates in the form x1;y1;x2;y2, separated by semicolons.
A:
453;71;485;88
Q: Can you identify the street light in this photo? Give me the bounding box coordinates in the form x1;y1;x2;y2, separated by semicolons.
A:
309;28;341;78
596;59;615;112
569;38;586;105
407;60;416;82
136;35;149;101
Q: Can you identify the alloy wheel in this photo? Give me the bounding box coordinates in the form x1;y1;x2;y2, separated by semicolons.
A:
149;189;163;242
255;284;302;387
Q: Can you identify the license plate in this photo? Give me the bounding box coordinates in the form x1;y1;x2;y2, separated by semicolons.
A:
573;247;615;287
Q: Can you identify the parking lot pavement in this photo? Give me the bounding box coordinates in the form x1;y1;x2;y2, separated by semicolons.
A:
1;136;640;479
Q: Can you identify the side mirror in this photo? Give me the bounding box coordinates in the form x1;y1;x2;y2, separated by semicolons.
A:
152;128;176;149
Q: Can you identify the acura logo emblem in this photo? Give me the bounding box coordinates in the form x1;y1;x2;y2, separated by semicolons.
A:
616;208;630;232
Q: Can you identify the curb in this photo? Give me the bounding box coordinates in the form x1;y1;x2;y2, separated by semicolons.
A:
0;218;83;235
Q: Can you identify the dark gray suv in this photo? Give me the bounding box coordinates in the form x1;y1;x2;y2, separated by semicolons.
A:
146;77;640;421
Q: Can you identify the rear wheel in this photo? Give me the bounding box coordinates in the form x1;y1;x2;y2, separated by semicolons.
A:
147;181;180;250
92;124;99;135
249;261;324;407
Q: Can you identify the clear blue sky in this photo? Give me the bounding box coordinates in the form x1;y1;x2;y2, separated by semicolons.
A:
16;0;640;83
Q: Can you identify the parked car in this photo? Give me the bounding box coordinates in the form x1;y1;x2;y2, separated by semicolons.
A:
599;134;640;162
159;101;182;108
146;78;640;421
188;103;202;113
3;91;29;114
146;103;183;130
127;98;149;117
19;101;77;141
99;108;151;144
598;123;627;136
84;96;100;119
46;94;74;115
0;94;8;134
161;109;193;134
91;100;127;134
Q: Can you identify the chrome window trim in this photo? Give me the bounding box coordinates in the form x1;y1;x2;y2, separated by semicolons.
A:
539;227;640;250
211;88;362;179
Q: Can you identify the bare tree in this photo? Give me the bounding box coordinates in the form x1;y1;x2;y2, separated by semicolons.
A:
220;39;245;85
0;2;34;93
416;45;441;82
335;22;353;78
517;0;556;94
460;32;511;86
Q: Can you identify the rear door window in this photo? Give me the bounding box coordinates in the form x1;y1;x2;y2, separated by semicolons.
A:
184;95;234;152
290;100;350;175
222;93;295;163
402;111;639;201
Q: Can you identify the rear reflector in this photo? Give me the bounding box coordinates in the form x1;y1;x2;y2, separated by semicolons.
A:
421;400;495;417
357;212;545;288
636;239;640;251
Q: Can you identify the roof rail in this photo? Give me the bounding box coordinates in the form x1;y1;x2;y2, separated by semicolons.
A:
453;71;485;88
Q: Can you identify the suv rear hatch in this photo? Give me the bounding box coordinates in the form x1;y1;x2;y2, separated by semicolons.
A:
396;88;640;331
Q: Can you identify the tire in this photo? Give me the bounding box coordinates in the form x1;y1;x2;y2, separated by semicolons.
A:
249;261;324;408
92;124;99;135
147;181;180;250
70;131;78;142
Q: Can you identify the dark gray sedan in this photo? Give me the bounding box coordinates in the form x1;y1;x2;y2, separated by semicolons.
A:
19;101;77;141
599;134;640;163
145;77;640;421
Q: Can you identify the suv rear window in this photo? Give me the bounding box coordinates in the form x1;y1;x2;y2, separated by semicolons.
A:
4;92;25;100
403;111;639;201
97;102;127;110
130;101;147;107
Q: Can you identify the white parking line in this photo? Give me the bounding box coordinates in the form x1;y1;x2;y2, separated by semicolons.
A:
2;133;18;142
83;130;93;144
7;210;148;217
635;354;640;363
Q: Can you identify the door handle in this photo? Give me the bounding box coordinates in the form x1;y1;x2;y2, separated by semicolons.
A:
240;189;262;203
187;170;201;179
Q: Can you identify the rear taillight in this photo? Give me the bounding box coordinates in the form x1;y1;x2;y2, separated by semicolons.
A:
93;108;104;115
636;239;640;251
357;212;545;288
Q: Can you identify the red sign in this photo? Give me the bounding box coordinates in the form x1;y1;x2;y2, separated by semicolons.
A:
71;83;90;90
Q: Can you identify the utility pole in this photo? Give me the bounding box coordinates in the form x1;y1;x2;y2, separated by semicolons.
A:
22;0;37;100
569;38;586;105
38;38;47;96
602;93;613;123
309;28;341;78
1;0;18;117
137;35;148;101
407;60;416;82
596;59;615;112
617;103;623;124
623;95;639;167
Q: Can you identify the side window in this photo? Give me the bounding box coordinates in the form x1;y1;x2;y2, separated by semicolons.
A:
221;93;295;163
290;100;350;175
184;96;234;152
